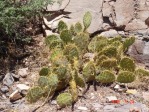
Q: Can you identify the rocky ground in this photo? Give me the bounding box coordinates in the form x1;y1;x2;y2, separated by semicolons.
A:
1;0;149;112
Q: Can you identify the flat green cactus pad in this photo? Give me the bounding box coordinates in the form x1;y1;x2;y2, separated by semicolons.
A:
88;36;108;52
73;32;89;53
63;44;79;61
83;61;95;82
60;30;72;43
123;37;135;51
117;71;135;83
26;86;43;103
101;46;118;58
135;68;149;76
100;58;117;69
38;76;50;88
83;11;92;30
53;66;67;80
39;67;50;76
48;74;59;88
58;20;68;32
96;70;115;83
69;79;78;101
74;73;85;88
120;57;136;72
75;22;83;33
56;93;73;108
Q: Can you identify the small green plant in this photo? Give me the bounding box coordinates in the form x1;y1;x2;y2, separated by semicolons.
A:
26;11;149;108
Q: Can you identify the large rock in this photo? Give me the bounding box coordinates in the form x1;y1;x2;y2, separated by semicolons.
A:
137;0;149;21
128;40;149;66
3;73;14;87
125;19;148;31
46;0;104;33
114;0;135;26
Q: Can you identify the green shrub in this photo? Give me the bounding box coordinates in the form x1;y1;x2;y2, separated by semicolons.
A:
0;0;53;40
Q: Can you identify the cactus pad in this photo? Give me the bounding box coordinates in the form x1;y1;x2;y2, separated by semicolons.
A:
123;37;135;51
39;67;50;76
117;71;135;83
88;36;108;52
26;86;43;103
74;73;85;88
56;93;73;108
53;66;67;79
58;20;68;32
100;58;117;69
83;61;95;82
70;25;76;36
50;48;68;66
69;79;78;101
83;11;92;30
96;70;115;83
75;22;83;33
63;44;79;61
38;76;50;88
60;30;72;43
120;57;135;72
135;68;149;76
73;32;89;53
45;34;63;49
101;46;118;58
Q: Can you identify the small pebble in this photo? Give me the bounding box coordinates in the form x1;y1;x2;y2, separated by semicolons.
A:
77;106;88;111
1;86;9;93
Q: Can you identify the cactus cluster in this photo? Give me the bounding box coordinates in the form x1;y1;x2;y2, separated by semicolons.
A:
26;11;149;108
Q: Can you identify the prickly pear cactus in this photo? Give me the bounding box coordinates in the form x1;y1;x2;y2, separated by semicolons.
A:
101;46;118;58
70;25;76;36
123;37;135;52
48;74;59;88
120;57;135;72
56;93;73;108
100;58;117;69
60;30;72;44
95;55;108;66
135;68;149;76
117;71;135;83
83;61;95;82
88;36;108;52
108;36;122;44
69;79;78;102
75;22;83;33
73;32;90;54
45;35;59;46
27;11;146;107
74;73;86;88
39;67;50;76
83;11;92;31
96;70;115;83
53;66;67;80
58;20;68;32
26;86;43;103
38;76;50;88
45;35;63;49
50;48;68;66
63;44;79;61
